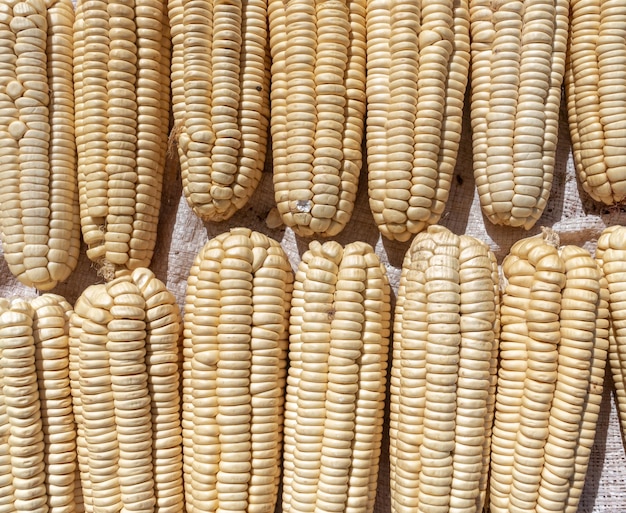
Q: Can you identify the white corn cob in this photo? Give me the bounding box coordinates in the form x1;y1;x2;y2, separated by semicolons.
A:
0;297;12;513
490;231;608;513
169;0;270;222
31;294;80;513
183;228;292;513
269;0;367;237
70;268;183;513
74;0;171;279
133;268;185;513
0;0;79;290
282;240;390;513
564;272;609;513
566;0;626;204
0;299;47;513
389;225;499;513
597;226;626;457
365;0;470;242
68;290;91;513
470;0;569;229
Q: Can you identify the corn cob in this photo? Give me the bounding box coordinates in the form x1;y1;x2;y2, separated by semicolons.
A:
365;0;470;242
0;295;82;513
68;291;92;513
597;226;626;458
282;240;390;513
470;0;568;229
70;268;183;513
489;231;608;513
0;296;80;513
169;0;270;222
389;225;498;513
0;297;11;513
183;228;292;513
566;0;626;204
0;0;79;290
31;294;80;513
269;0;366;237
0;299;47;513
564;272;609;513
74;0;171;279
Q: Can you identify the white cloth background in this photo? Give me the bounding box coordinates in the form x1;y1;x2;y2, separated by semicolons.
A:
2;94;626;511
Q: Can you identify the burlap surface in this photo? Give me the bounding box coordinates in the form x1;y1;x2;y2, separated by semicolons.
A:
2;97;626;510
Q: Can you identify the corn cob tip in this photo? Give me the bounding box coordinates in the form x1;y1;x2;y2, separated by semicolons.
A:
96;259;116;282
540;226;560;247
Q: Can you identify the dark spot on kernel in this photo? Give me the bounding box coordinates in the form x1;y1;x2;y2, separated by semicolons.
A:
327;308;336;320
256;86;262;92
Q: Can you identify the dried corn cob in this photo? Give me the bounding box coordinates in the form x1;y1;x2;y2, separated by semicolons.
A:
70;268;183;513
0;0;79;290
566;1;626;204
0;299;47;513
365;0;470;242
138;268;185;513
470;0;568;229
0;298;11;513
68;291;92;513
74;0;171;279
0;295;81;513
31;294;80;513
282;240;390;513
269;0;366;237
597;226;626;453
564;272;609;513
389;225;498;513
490;231;608;513
183;228;292;513
0;295;83;513
169;0;270;222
